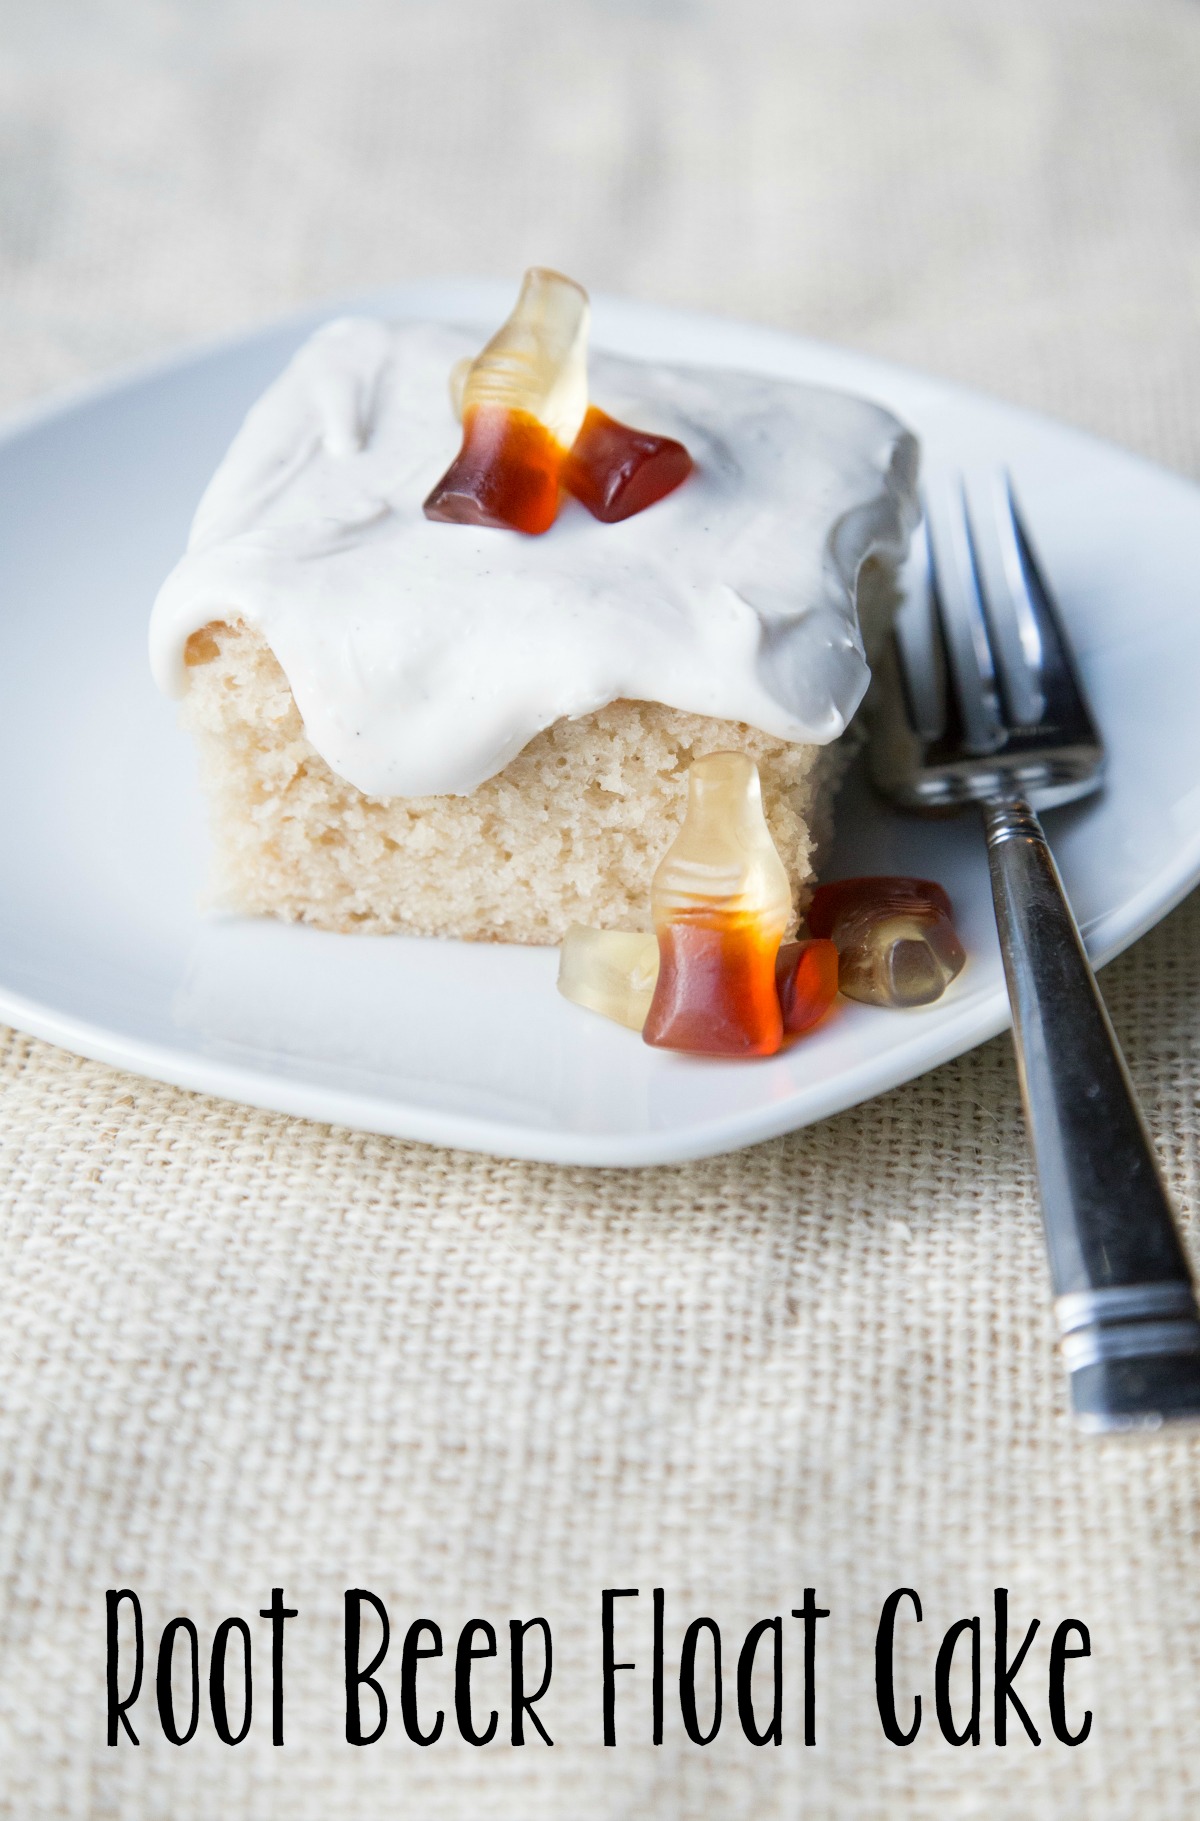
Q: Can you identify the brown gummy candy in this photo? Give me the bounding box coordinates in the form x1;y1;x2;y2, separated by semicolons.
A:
423;406;562;534
563;406;694;524
642;753;792;1057
645;918;786;1056
774;938;840;1035
807;876;965;1009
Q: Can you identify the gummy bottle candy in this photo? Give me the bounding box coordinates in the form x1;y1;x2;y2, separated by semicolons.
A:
424;268;589;534
642;753;792;1057
807;876;965;1007
563;407;693;523
556;926;660;1031
774;938;840;1034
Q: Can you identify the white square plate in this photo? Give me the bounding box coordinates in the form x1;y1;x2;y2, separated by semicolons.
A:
2;281;1199;1164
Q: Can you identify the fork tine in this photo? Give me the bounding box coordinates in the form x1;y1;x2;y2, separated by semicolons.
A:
963;470;1046;728
1005;482;1099;728
892;517;946;741
988;478;1104;753
923;473;1005;755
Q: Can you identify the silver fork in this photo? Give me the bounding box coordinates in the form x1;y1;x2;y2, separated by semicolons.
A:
870;470;1200;1431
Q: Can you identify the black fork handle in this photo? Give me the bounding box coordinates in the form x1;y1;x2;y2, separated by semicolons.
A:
984;796;1200;1429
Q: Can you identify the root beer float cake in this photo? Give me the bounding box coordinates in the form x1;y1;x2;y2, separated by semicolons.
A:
150;270;919;944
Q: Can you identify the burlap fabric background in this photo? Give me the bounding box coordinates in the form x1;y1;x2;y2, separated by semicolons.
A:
2;2;1199;1815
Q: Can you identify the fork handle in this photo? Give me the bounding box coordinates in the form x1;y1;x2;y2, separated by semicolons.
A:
984;796;1200;1430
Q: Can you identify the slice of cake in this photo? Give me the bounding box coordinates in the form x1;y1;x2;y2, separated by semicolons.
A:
150;285;918;944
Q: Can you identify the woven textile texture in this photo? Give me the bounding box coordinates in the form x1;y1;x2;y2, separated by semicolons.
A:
2;2;1200;1816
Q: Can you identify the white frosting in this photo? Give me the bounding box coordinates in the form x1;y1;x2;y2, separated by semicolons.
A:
151;318;919;797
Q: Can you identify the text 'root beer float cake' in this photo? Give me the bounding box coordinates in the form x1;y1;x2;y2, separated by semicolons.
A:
150;270;920;945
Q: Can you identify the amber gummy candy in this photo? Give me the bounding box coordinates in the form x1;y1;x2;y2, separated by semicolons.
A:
774;939;840;1035
807;876;965;1008
643;753;792;1057
424;267;589;534
563;407;693;523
